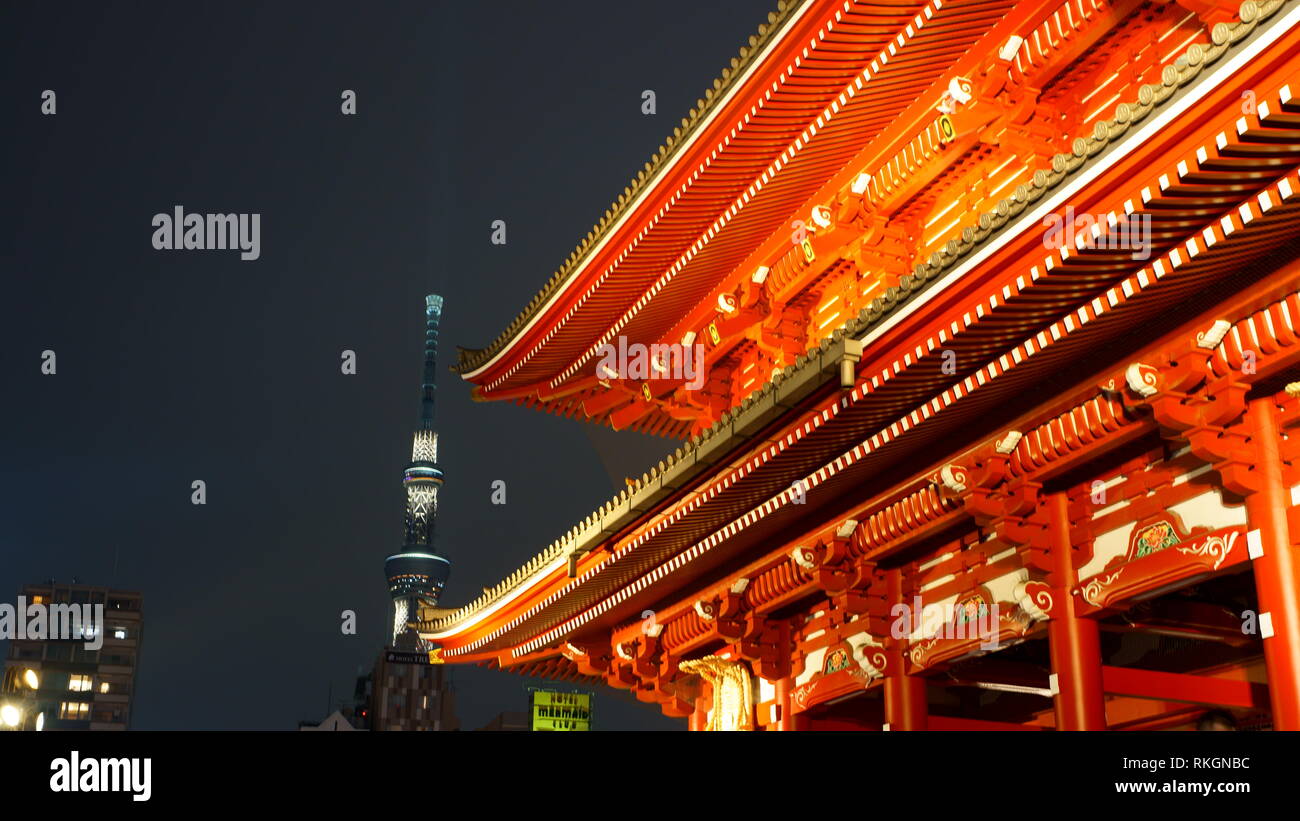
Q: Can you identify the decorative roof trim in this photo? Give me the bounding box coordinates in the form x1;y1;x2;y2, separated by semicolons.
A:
540;0;951;392
454;0;811;378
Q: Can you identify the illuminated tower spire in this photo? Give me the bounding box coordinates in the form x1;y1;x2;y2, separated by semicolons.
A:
385;295;452;648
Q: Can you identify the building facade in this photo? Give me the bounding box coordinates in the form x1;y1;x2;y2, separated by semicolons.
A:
3;583;143;731
418;0;1300;730
366;649;458;731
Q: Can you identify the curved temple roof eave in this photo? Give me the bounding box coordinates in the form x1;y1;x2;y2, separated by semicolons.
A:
459;0;1065;414
431;0;1300;655
453;0;813;381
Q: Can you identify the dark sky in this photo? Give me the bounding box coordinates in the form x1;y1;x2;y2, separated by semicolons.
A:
0;0;774;730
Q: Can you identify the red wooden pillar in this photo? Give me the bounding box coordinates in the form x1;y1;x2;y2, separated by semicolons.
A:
689;681;711;731
883;568;928;730
1046;492;1108;730
883;673;927;730
776;676;794;730
774;676;809;730
1244;397;1300;729
688;702;704;731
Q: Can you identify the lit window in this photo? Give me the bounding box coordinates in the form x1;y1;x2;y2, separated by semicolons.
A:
31;595;46;605
99;682;110;694
68;674;92;692
113;628;127;640
59;702;89;719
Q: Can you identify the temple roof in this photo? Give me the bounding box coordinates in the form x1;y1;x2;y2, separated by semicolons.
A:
451;0;806;377
453;0;1027;435
428;0;1300;661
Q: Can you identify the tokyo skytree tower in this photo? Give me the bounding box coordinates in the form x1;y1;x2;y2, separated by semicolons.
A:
384;294;452;649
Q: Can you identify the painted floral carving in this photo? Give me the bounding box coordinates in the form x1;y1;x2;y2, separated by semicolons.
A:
823;647;850;675
1132;520;1180;559
956;597;988;626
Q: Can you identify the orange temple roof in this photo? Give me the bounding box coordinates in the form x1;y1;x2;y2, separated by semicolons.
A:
430;0;1300;674
454;0;1026;435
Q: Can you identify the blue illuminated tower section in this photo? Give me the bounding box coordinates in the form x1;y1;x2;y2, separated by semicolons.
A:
385;294;452;648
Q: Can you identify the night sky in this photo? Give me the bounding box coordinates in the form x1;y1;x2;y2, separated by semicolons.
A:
0;0;775;730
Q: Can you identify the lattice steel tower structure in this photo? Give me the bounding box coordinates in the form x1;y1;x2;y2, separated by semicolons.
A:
384;294;452;649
